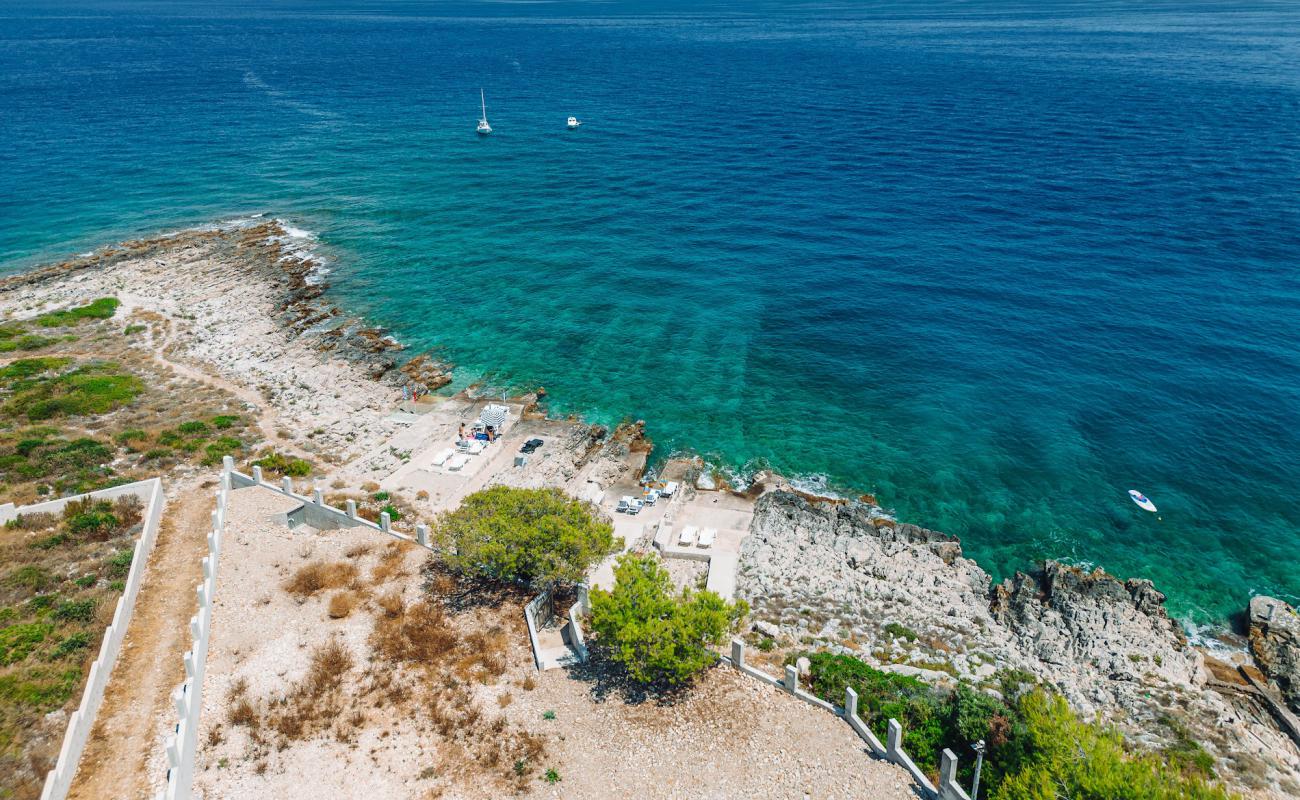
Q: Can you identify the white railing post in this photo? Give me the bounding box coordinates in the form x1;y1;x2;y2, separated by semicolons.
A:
281;476;293;495
313;487;324;505
346;500;357;519
844;686;859;720
380;512;391;533
784;664;799;693
887;719;903;759
251;464;263;484
416;524;429;547
731;638;745;670
940;749;960;798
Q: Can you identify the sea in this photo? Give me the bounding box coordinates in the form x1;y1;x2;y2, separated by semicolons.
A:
2;0;1298;625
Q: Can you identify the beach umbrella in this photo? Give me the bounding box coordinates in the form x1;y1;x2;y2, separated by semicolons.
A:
479;404;509;428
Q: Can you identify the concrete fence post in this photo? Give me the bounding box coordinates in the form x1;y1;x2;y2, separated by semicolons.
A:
939;749;959;797
844;686;859;720
251;465;263;484
312;487;324;506
346;500;357;519
887;719;903;759
731;638;745;670
281;476;293;495
416;524;430;547
222;455;234;474
784;664;799;694
380;512;391;533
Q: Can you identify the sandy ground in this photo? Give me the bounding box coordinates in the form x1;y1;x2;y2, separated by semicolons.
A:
191;487;913;800
515;667;915;800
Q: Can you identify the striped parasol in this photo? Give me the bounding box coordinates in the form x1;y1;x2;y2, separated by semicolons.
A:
479;403;509;428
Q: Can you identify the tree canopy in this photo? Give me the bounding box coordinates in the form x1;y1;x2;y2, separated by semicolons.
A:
588;553;747;688
435;486;617;589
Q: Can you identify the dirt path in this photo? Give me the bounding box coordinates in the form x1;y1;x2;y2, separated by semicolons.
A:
66;481;212;800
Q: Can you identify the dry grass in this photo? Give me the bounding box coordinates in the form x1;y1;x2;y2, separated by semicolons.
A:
327;591;358;619
284;560;358;598
369;540;412;585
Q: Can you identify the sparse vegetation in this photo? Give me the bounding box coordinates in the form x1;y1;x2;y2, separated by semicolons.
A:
284;561;358;598
33;297;120;327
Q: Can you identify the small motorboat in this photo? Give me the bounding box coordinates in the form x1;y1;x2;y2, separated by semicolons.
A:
1128;489;1158;513
567;116;582;129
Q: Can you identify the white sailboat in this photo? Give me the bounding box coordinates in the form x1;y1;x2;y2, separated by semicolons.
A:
476;89;492;135
567;116;582;129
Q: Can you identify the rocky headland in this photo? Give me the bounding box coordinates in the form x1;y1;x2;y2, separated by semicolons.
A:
737;490;1300;798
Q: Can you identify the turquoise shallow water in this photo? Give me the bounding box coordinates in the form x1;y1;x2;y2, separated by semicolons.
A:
3;1;1299;623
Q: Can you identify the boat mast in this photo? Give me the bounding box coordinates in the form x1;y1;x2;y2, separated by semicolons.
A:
480;89;488;124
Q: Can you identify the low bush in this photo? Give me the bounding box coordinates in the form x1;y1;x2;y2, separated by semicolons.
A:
0;623;53;665
210;414;240;429
284;561;357;598
52;598;96;624
252;450;313;477
2;360;143;421
589;553;747;688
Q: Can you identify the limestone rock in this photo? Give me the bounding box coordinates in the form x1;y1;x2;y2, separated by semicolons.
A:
1249;595;1300;713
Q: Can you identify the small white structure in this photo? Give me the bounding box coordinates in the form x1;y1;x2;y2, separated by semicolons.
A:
698;527;717;548
678;525;697;546
567;116;582;129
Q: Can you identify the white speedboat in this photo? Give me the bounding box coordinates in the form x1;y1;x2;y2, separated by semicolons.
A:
567;116;581;129
477;89;492;135
1128;489;1158;512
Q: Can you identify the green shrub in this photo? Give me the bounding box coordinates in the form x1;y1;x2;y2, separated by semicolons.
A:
993;691;1235;800
106;549;133;579
49;632;91;660
0;623;53;665
115;429;147;444
380;504;401;521
589;553;747;688
252;451;313;477
884;621;919;642
4;565;53;592
0;334;59;353
0;357;70;382
177;420;208;435
34;297;119;327
544;769;560;785
67;511;119;539
53;599;96;624
210;414;240;429
435;486;617;589
373;490;390;501
123;324;146;335
201;436;242;465
142;448;173;461
31;533;67;550
74;574;97;588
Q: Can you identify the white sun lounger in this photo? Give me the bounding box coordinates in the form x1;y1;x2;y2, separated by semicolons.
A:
678;525;697;546
447;453;469;471
430;448;454;467
697;527;716;548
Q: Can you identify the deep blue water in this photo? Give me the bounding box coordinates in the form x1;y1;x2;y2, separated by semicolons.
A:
3;0;1299;623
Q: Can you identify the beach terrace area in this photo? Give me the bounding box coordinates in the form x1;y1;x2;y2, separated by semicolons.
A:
187;473;915;799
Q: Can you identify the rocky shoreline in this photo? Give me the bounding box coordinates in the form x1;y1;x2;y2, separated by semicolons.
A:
5;219;1299;797
735;489;1300;797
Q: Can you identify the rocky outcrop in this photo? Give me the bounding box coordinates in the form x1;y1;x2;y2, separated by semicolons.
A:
739;492;1207;708
991;561;1199;692
1250;596;1300;714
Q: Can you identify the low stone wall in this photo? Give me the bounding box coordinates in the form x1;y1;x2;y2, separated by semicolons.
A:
526;585;591;671
228;463;434;549
37;478;166;800
727;639;972;800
